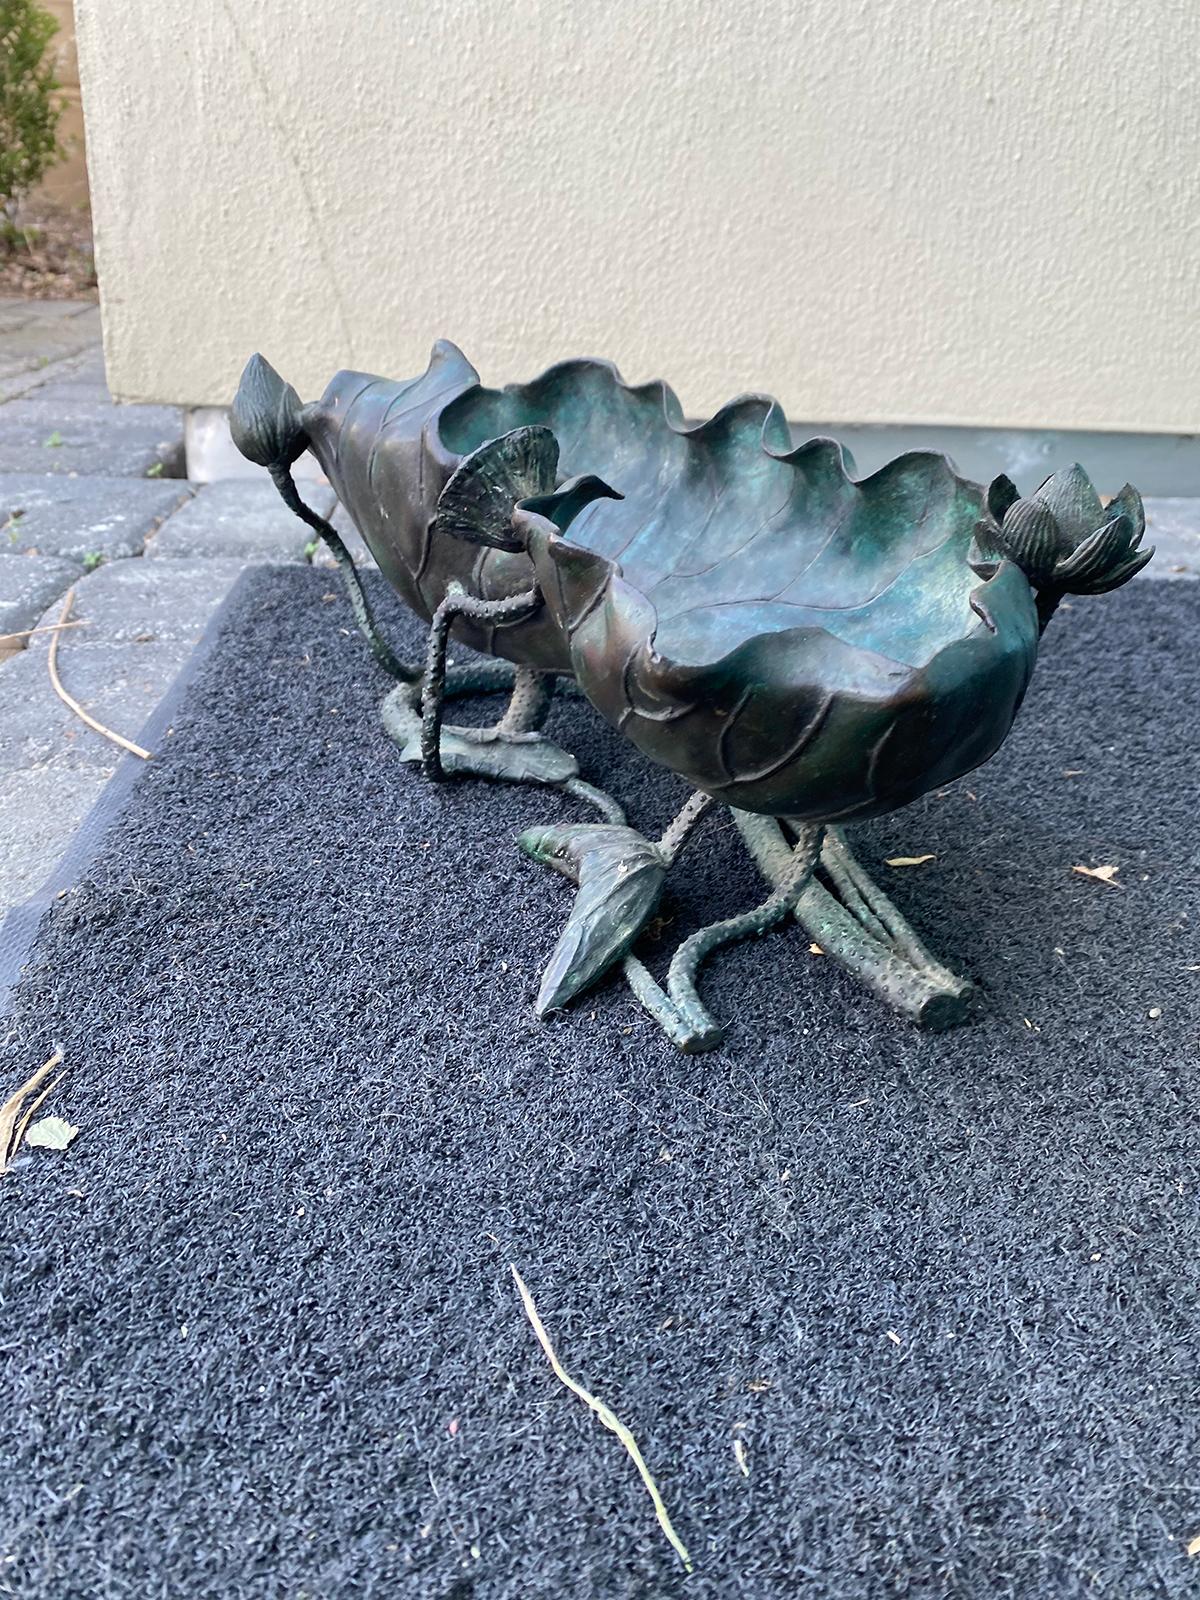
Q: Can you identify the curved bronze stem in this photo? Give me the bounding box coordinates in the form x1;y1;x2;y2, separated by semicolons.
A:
421;585;542;778
268;463;414;682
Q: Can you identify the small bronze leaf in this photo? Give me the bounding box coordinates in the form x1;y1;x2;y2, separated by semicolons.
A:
1052;514;1132;588
518;473;624;532
519;824;667;1013
1081;546;1155;593
1104;483;1146;544
985;473;1020;525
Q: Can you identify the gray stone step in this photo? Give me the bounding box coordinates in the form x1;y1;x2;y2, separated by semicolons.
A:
0;303;101;392
28;375;114;406
25;555;252;648
0;637;191;774
1;473;193;564
0;553;80;647
0;299;95;334
1144;498;1200;579
0;395;184;477
0;556;251;775
0;766;114;914
147;478;336;561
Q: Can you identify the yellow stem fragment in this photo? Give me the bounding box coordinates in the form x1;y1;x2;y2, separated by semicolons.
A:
510;1264;694;1575
0;618;86;645
12;1074;65;1159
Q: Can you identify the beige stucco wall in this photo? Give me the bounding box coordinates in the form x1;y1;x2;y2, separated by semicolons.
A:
77;0;1199;431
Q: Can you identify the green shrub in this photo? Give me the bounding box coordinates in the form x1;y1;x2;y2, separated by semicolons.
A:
0;0;63;212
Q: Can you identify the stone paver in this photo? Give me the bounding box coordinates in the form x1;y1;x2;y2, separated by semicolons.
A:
0;553;81;648
28;373;116;405
0;303;102;400
0;394;185;477
25;555;253;650
147;478;335;561
0;558;249;776
0;767;114;914
1144;498;1200;579
1;473;193;564
0;637;194;774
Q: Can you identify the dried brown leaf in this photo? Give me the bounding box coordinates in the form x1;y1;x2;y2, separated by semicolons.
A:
12;1073;64;1158
0;1049;63;1172
1072;864;1121;886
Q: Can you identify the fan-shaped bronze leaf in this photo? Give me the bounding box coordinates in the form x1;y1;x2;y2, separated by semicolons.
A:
434;426;559;551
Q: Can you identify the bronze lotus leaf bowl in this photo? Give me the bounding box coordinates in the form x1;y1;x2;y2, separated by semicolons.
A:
230;342;1152;1050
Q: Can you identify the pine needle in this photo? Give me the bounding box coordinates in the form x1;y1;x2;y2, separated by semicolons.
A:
47;588;152;760
510;1264;693;1574
0;1049;64;1173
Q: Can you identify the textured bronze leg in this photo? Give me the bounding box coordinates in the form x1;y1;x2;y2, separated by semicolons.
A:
734;813;976;1029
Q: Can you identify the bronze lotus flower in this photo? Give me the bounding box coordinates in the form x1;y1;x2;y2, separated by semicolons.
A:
230;344;1153;1051
976;465;1152;632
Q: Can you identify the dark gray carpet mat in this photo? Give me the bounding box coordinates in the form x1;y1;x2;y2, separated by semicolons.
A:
1;568;1197;1600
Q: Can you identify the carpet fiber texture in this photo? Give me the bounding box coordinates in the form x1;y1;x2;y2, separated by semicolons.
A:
1;568;1197;1600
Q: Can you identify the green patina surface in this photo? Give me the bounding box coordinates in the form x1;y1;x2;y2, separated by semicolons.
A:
289;344;1047;821
229;347;1151;1052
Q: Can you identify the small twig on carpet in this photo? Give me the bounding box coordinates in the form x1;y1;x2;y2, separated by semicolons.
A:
47;588;153;760
0;1048;65;1173
509;1264;694;1575
12;1076;68;1156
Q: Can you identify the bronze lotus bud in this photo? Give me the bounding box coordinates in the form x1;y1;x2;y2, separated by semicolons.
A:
229;353;308;471
980;464;1153;629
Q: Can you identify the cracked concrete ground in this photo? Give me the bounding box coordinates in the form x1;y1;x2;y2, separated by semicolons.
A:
0;295;1197;920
